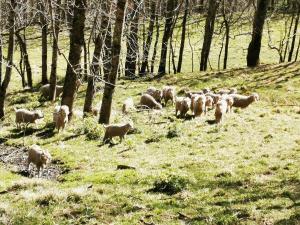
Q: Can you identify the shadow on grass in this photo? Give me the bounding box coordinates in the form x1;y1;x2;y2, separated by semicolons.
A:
36;123;56;139
6;126;44;139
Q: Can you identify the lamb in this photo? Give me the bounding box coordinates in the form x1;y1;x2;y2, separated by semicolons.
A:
140;93;162;110
15;108;44;129
27;144;51;177
146;87;162;103
40;84;63;99
230;93;259;108
122;97;135;114
205;95;214;114
103;122;134;143
193;94;206;117
218;88;238;95
175;97;191;118
53;105;70;132
215;99;228;124
162;86;176;106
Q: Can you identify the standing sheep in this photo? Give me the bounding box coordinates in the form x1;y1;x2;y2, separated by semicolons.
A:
206;93;221;107
215;99;228;124
53;105;70;132
15;109;44;129
193;95;206;117
103;122;134;143
122;97;135;114
146;87;162;103
205;95;214;114
175;97;191;118
40;84;63;99
221;95;234;113
140;94;162;110
162;86;176;106
230;93;259;108
27;144;51;177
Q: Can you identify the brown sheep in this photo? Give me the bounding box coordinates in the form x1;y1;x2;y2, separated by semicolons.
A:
162;86;176;106
140;94;162;110
215;99;228;124
103;122;134;143
53;105;70;132
175;97;191;118
146;87;162;103
193;95;206;117
205;95;214;114
15;109;44;129
27;144;51;177
230;93;259;108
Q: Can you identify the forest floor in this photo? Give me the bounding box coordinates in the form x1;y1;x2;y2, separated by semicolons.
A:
0;61;300;224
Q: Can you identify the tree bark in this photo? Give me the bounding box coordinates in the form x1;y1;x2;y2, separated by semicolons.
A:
150;13;160;73
125;0;140;78
38;1;49;84
288;4;300;62
158;0;178;76
49;0;61;101
177;0;189;73
247;0;270;67
0;0;15;119
99;0;127;124
200;0;219;71
140;0;157;76
61;0;86;119
0;35;2;84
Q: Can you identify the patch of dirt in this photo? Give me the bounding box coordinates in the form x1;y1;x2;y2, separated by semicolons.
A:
0;144;69;180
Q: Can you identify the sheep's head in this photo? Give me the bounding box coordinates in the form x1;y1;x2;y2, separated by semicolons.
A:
34;110;44;119
250;93;260;102
155;103;163;110
126;121;134;130
40;150;51;165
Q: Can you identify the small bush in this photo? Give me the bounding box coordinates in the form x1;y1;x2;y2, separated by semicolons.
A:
150;174;189;195
83;118;103;140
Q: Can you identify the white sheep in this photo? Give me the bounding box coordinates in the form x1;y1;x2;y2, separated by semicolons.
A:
230;93;259;108
146;87;162;103
27;144;51;177
162;86;176;106
103;122;134;143
122;97;135;114
140;94;162;110
193;94;206;117
221;95;234;113
53;105;70;132
15;108;44;129
175;97;191;118
215;99;228;124
40;84;63;99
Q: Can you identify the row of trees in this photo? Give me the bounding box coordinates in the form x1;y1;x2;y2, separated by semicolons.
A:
0;0;299;123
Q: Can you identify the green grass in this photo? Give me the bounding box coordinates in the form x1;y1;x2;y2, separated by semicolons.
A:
1;60;300;224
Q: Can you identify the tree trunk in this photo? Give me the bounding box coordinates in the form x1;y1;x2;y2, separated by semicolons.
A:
150;14;160;73
158;0;178;76
140;0;157;76
288;4;300;62
0;0;15;119
15;31;33;89
61;0;86;119
83;34;102;113
177;0;189;73
49;0;61;101
200;0;219;71
99;0;127;124
39;1;48;84
0;35;2;84
125;0;140;78
247;0;270;67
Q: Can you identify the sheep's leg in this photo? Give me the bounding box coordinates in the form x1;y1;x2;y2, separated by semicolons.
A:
120;136;123;143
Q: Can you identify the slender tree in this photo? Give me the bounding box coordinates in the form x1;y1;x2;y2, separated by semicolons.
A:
99;0;127;124
247;0;270;67
61;0;86;119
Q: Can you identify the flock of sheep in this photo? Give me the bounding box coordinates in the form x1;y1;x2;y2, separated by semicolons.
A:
11;83;259;177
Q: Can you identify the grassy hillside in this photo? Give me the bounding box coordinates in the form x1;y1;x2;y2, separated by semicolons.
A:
0;61;299;224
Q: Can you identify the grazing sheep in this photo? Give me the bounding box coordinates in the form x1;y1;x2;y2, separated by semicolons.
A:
205;95;214;114
230;93;259;108
175;97;191;118
15;109;44;129
146;87;162;103
53;105;70;132
215;99;228;124
162;86;176;106
40;84;63;99
218;88;238;95
27;144;51;177
193;95;206;117
103;122;134;143
122;97;135;114
140;94;162;110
